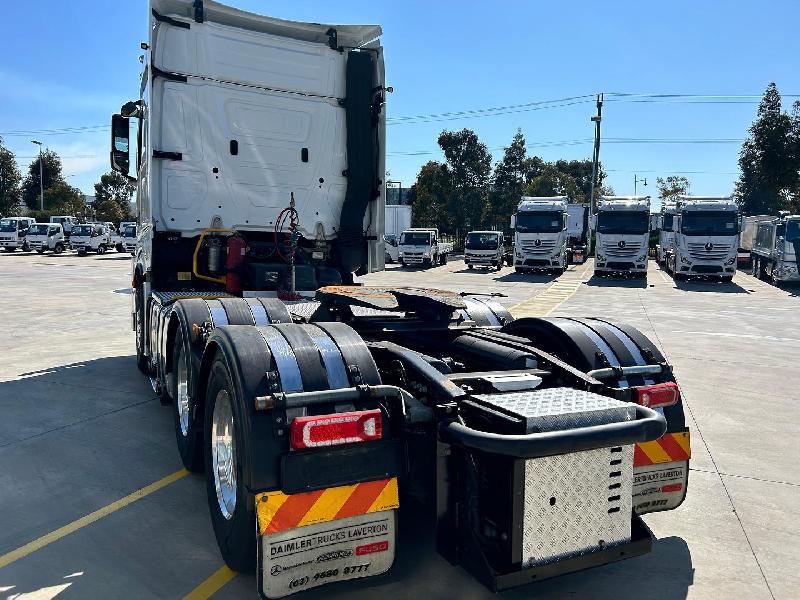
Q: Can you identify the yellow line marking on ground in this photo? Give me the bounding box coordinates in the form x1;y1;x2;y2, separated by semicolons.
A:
0;469;189;570
509;263;591;318
183;565;238;600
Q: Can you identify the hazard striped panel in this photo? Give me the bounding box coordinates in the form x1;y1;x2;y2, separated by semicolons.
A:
634;431;690;467
256;478;399;536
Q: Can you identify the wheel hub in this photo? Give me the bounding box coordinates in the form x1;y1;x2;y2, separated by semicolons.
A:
212;389;237;520
177;350;190;436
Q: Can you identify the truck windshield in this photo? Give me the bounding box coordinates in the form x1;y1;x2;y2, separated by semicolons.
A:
680;211;738;236
597;211;649;234
661;214;674;231
29;224;49;235
465;233;500;250
400;232;431;245
72;225;93;236
0;219;16;232
124;226;136;237
516;211;563;233
786;220;800;242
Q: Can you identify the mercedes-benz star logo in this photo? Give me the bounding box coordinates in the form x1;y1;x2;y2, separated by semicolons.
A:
705;242;714;251
534;239;542;247
618;240;626;248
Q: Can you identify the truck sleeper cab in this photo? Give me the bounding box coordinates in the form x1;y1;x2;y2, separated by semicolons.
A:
666;196;739;281
114;2;692;597
512;196;569;273
27;223;66;254
464;230;504;270
751;214;800;285
0;217;35;251
594;196;651;277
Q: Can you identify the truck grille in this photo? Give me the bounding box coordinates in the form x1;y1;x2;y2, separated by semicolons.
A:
602;241;641;259
520;240;556;255
403;252;425;264
0;236;14;243
687;242;731;260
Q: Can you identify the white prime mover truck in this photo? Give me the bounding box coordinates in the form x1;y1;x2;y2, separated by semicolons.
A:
750;213;800;285
0;217;35;251
594;196;651;277
111;2;691;596
664;196;739;281
511;196;569;273
398;227;452;267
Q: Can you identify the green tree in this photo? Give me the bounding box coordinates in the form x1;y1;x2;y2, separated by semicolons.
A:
94;171;136;218
407;161;451;227
437;129;492;232
656;176;691;202
43;181;86;214
491;129;529;229
0;138;22;216
734;83;799;214
22;149;64;209
552;159;604;203
94;197;126;223
524;163;582;199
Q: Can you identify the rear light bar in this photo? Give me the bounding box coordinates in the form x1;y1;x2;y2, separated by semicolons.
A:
636;382;679;409
290;409;382;450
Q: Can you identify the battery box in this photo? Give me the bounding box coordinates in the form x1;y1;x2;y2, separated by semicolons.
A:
460;388;636;571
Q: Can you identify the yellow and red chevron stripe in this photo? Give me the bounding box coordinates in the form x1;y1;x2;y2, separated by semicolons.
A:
256;478;399;536
635;431;691;467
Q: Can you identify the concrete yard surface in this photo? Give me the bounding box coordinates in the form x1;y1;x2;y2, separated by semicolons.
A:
0;251;797;599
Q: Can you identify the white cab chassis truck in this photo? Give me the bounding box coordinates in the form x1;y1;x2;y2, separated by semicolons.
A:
384;204;411;263
750;213;800;285
111;2;691;596
512;196;569;274
665;196;739;281
398;227;452;267
49;215;78;238
27;222;67;254
70;223;114;255
464;230;504;270
0;217;35;251
594;196;651;277
121;223;137;254
656;200;678;265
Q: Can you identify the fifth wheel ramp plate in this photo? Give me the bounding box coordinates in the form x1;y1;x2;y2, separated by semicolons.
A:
258;511;396;599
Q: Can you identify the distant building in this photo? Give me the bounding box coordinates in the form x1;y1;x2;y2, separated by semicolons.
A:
83;195;96;205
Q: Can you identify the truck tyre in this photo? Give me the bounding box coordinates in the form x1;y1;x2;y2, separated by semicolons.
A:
172;327;204;472
37;247;44;254
97;244;107;255
204;353;256;573
54;243;65;254
116;244;125;252
514;267;523;274
5;246;15;252
441;253;448;265
134;285;150;375
468;264;474;270
77;249;87;256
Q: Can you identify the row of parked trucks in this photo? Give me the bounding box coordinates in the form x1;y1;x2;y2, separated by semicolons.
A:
0;216;137;255
109;2;693;597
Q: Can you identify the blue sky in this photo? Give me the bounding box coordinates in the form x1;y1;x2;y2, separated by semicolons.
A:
1;0;799;210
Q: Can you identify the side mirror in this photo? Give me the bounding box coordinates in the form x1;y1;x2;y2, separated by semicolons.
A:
510;215;516;229
110;114;130;176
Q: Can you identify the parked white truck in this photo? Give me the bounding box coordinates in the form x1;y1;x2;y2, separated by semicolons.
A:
69;223;115;255
398;227;452;267
594;196;651;277
27;222;67;254
49;215;78;237
512;196;569;273
664;196;739;281
111;2;691;597
750;213;800;285
121;223;137;254
0;217;35;251
464;230;504;270
738;215;772;268
656;200;678;265
384;204;411;263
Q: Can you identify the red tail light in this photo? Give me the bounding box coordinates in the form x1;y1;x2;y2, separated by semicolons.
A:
636;382;679;409
290;409;382;450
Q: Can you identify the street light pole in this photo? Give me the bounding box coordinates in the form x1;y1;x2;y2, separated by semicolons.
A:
634;174;647;195
31;140;43;211
589;93;604;216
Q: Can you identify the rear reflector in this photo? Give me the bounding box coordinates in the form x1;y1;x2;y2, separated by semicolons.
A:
290;409;382;450
636;382;679;409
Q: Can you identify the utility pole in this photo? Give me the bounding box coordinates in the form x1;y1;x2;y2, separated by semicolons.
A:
589;93;603;216
31;140;43;211
634;174;647;195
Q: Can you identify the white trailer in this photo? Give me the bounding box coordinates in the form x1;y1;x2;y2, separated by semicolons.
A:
565;203;590;263
665;196;739;281
109;2;692;596
511;196;569;273
594;196;651;277
384;204;411;262
750;213;800;285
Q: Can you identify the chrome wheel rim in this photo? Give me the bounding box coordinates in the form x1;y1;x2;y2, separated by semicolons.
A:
177;349;190;436
212;389;237;520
